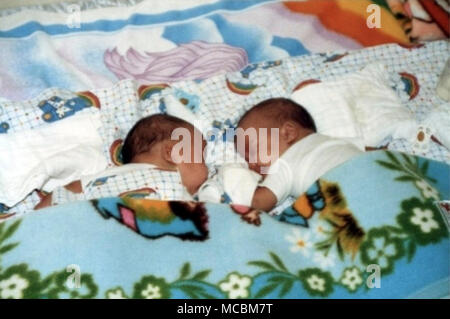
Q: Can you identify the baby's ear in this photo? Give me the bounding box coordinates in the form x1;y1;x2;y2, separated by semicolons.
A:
162;141;176;164
280;121;299;144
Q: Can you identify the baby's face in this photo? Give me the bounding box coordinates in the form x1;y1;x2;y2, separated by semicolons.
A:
236;115;290;175
172;127;209;195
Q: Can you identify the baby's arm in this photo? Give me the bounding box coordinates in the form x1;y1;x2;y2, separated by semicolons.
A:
34;193;53;210
34;180;83;210
64;180;83;193
251;186;277;212
365;145;388;151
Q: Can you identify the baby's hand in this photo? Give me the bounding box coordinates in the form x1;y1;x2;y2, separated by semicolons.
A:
64;180;82;193
241;209;261;226
34;193;52;210
230;204;261;226
34;180;83;210
251;187;277;212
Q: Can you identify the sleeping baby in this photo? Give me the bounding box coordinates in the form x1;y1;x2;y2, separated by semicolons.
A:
35;114;209;209
235;97;364;212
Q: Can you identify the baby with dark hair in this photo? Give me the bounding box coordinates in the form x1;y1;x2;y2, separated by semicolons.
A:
121;114;208;194
235;97;363;212
122;114;193;163
36;114;208;209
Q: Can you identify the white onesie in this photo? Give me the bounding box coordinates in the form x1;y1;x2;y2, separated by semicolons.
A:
260;133;363;204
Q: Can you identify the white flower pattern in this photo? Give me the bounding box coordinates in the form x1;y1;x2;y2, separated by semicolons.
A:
341;268;363;291
410;207;439;233
306;275;325;292
106;288;127;299
219;273;251;299
0;274;29;299
313;252;336;269
285;229;312;257
415;180;439;200
366;237;398;269
312;220;332;240
141;283;162;299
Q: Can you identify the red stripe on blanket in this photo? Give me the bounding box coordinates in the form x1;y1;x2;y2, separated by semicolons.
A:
419;0;450;36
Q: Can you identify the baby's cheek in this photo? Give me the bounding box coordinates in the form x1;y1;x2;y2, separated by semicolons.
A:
179;163;208;194
196;163;209;184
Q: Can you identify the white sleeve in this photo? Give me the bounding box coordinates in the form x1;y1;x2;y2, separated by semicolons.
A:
221;164;261;206
259;159;293;204
197;174;223;204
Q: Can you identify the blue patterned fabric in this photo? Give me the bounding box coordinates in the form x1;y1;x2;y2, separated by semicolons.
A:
0;151;448;299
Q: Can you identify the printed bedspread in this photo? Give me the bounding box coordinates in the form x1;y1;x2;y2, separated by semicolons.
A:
0;150;448;299
0;0;437;102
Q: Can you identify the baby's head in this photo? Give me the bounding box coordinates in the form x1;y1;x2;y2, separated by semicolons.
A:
121;114;208;195
236;98;316;174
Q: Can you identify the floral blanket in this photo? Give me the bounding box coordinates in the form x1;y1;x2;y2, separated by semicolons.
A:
0;150;448;299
